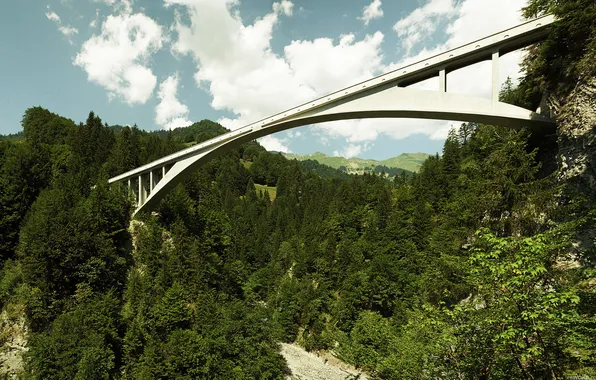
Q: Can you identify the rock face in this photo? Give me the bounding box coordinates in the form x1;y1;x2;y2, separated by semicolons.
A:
0;310;28;378
556;78;596;195
554;78;596;253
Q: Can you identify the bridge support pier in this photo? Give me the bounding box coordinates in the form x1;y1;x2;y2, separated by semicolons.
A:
138;174;147;208
439;68;447;93
150;170;157;192
492;50;500;102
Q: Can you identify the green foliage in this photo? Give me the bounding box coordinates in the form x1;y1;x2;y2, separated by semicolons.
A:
521;0;596;96
462;228;588;377
1;82;594;379
24;292;121;380
0;141;52;261
17;178;130;329
21;107;74;147
339;311;395;371
0;260;24;309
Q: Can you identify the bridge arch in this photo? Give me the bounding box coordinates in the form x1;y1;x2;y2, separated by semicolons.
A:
107;15;557;216
129;87;553;215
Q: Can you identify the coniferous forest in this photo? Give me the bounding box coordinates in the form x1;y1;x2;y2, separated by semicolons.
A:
1;0;595;378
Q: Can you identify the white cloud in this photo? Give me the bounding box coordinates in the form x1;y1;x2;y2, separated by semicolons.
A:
45;11;61;22
90;9;100;28
155;74;192;130
360;0;384;25
284;32;384;95
334;144;361;158
351;0;527;150
260;135;291;153
273;0;294;17
394;0;457;54
333;142;374;158
393;0;526;98
45;10;79;44
286;130;303;139
74;13;165;104
164;0;527;156
59;25;78;38
446;0;524;46
315;118;451;144
167;0;386;153
119;0;133;14
168;0;312;127
96;0;133;14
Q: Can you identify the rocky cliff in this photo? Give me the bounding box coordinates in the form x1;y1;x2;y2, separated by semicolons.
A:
553;77;596;254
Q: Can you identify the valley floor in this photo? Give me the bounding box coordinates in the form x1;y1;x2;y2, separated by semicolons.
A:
280;343;368;380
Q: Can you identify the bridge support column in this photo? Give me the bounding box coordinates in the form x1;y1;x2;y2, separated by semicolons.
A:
492;50;500;102
439;68;447;93
150;170;157;192
130;176;139;205
138;174;147;208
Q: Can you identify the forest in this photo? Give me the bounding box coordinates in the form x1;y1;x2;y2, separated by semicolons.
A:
0;0;595;378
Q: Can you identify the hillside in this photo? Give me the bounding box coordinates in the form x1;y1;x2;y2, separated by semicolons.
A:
1;3;595;377
283;151;430;175
1;95;595;379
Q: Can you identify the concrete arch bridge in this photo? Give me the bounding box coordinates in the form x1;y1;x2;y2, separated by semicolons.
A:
109;15;556;216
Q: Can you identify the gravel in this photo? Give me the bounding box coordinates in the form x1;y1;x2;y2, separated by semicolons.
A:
280;343;368;380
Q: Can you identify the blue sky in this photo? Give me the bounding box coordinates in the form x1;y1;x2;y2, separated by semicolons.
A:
0;0;528;159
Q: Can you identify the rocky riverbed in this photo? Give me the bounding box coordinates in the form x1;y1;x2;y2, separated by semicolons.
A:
280;343;368;380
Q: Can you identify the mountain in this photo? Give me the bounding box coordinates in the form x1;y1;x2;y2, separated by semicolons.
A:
283;151;431;175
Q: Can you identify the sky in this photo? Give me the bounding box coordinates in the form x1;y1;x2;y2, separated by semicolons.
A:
0;0;530;159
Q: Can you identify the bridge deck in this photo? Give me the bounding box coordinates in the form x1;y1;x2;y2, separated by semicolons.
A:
109;14;555;185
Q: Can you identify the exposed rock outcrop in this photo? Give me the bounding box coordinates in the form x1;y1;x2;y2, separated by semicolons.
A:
553;78;596;255
0;309;28;378
556;79;596;195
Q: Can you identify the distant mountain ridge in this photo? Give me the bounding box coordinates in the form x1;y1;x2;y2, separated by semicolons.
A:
283;151;430;174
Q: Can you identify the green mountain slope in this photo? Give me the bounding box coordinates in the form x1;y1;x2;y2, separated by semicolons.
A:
379;153;431;172
283;151;431;174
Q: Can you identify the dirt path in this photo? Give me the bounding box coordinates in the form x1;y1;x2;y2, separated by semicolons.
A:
280;343;368;380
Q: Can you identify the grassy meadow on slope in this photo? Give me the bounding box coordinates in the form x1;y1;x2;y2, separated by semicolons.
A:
283;151;430;175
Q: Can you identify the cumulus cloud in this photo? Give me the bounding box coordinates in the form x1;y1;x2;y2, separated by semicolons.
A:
360;0;384;25
334;144;362;158
260;135;291;153
364;0;527;147
165;0;307;150
74;12;165;105
393;0;457;54
155;74;192;130
166;0;388;150
164;0;527;155
45;10;79;44
284;32;385;95
315;118;452;144
393;0;526;98
273;0;294;17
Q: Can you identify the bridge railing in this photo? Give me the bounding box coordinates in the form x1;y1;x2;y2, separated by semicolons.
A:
108;14;556;212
